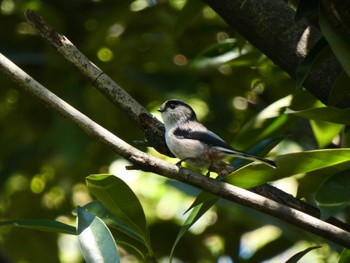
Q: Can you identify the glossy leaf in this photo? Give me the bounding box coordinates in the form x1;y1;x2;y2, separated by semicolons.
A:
77;206;120;263
85;174;153;256
0;219;76;235
320;6;350;76
83;200;148;255
309;119;343;148
288;107;350;125
227;149;350;189
86;174;147;235
285;246;321;263
315;170;350;219
233;95;293;149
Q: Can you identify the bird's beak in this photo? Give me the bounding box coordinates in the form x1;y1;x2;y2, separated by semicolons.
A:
157;106;165;113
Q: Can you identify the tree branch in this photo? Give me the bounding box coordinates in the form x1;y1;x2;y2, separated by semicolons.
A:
1;52;350;248
202;0;350;108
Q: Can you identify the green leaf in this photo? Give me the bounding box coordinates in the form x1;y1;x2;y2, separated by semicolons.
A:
315;170;350;219
189;39;240;69
338;249;350;263
0;219;76;235
233;95;293;149
231;136;284;168
329;71;350;106
295;38;331;89
83;201;148;251
309;119;343;148
77;207;120;263
319;6;350;77
86;174;147;235
169;195;218;262
288;106;350;125
227;149;350;189
85;174;153;256
285;246;321;263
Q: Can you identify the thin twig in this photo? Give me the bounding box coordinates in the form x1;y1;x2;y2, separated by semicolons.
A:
0;53;350;248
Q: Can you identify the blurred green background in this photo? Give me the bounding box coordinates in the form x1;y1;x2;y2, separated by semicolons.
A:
0;0;347;262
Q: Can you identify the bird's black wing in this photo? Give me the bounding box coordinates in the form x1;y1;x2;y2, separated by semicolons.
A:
173;127;233;150
173;127;277;168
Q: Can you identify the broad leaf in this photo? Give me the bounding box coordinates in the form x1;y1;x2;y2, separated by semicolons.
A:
77;207;120;263
233;95;293;149
288;107;350;125
86;174;153;256
285;246;321;263
227;149;350;189
309;119;343;148
315;170;350;219
83;200;148;255
320;6;350;76
0;219;75;235
86;174;147;235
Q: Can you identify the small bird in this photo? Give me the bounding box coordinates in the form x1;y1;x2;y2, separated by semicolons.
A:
158;99;277;176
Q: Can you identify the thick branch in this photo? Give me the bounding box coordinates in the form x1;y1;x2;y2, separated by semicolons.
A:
202;0;350;108
1;53;350;248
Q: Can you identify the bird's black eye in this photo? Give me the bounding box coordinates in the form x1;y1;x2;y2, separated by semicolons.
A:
169;103;176;109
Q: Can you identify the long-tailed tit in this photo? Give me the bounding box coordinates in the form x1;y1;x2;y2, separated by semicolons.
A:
158;99;277;176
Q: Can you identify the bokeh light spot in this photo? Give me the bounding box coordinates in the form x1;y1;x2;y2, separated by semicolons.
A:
1;0;15;15
97;47;114;62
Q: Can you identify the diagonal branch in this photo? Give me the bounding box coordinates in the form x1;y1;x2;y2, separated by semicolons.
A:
1;52;350;248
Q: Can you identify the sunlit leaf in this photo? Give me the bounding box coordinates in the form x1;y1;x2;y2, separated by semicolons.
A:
233;95;293;149
0;219;76;235
288;106;350;125
309;119;343;148
227;149;350;188
285;246;321;263
315;170;350;219
190;39;240;69
83;200;148;256
169;197;218;262
85;174;153;257
320;6;350;76
86;174;147;234
77;207;120;263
